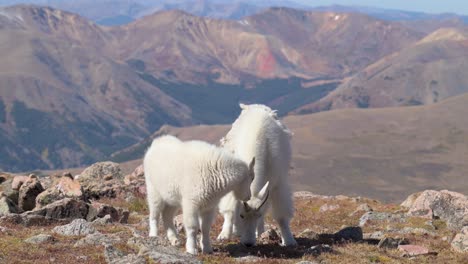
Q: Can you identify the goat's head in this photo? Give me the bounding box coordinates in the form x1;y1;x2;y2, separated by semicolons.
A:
237;181;270;247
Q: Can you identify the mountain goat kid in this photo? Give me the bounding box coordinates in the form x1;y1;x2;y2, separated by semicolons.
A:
144;135;255;255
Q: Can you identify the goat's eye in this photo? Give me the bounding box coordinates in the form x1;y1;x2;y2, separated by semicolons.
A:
240;214;244;219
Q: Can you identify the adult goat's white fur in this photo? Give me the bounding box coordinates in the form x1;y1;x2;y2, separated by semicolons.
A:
217;103;297;247
144;135;255;254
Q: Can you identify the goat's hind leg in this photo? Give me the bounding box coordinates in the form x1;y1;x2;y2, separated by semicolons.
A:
162;205;181;246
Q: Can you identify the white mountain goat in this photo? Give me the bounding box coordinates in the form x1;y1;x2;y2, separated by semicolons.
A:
217;104;297;247
144;135;255;255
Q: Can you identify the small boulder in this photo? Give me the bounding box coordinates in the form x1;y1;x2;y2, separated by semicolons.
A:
334;226;363;242
78;162;125;199
124;164;144;185
53;218;96;236
24;234;56;244
18;175;44;211
451;226;468;253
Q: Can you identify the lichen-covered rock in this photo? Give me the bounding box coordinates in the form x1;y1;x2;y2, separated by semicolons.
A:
18;176;44;211
377;236;408;249
36;174;83;208
401;190;468;230
359;211;406;227
87;202;120;222
451;226;468;253
53;218;96;236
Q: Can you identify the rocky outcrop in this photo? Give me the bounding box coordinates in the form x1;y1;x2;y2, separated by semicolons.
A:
401;190;468;230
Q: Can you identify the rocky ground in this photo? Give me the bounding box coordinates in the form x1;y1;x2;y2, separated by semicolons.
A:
0;162;467;263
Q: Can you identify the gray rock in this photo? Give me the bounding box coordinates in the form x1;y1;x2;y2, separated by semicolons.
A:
1;179;19;205
0;213;68;226
35;175;83;208
75;232;121;247
451;226;468;253
104;244;146;264
18;177;44;211
0;195;21;216
305;244;333;256
24;234;56;244
319;204;340;212
78;162;125;199
87;202;119;222
359;211;406;227
53;219;96;236
334;226;363;242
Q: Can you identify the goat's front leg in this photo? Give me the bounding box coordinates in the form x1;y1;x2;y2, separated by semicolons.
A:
200;209;215;254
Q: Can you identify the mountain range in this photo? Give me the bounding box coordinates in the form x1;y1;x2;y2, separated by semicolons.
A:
0;4;467;174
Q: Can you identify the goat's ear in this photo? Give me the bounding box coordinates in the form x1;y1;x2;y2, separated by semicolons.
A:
256;181;270;211
248;157;255;181
239;103;248;110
